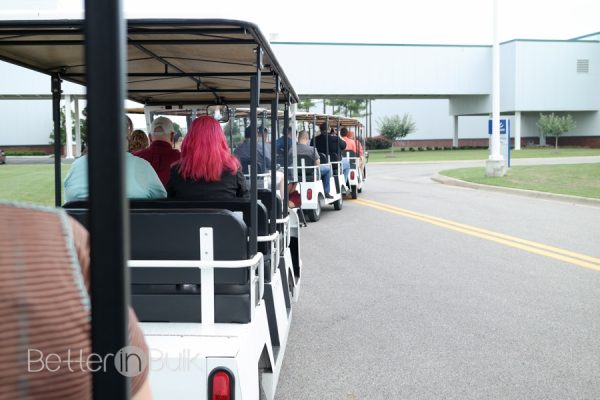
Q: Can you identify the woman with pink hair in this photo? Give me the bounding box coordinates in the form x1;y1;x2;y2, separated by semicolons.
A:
166;116;248;200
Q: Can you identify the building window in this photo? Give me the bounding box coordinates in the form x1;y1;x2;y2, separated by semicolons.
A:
577;59;589;73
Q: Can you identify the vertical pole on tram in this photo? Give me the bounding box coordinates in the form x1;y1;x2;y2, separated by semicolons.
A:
283;97;290;217
249;46;263;256
325;116;330;163
228;108;234;151
84;1;130;398
51;74;62;207
270;76;280;233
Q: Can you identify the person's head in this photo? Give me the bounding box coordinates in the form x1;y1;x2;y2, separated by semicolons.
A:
128;129;149;152
173;132;183;151
244;125;268;139
178;116;240;182
340;127;348;137
150;116;175;144
125;115;133;136
347;130;355;139
297;130;310;144
258;126;269;137
244;125;253;139
319;122;327;134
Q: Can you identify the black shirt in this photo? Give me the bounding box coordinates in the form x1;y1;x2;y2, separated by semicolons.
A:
311;133;347;162
166;166;249;201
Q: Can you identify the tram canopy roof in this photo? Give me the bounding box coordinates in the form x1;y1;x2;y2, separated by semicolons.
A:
0;19;298;105
295;112;363;128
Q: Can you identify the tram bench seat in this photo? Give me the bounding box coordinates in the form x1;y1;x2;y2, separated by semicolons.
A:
65;207;256;323
257;189;286;255
344;150;359;169
296;155;319;182
64;199;276;282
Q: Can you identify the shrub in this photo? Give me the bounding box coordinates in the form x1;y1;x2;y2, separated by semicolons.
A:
365;136;393;150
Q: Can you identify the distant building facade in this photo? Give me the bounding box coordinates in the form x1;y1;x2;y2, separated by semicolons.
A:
1;32;599;151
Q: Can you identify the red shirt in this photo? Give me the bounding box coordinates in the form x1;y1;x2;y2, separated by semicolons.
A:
134;141;180;186
342;136;363;156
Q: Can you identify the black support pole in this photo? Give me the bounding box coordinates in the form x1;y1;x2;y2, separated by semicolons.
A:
51;74;62;207
270;89;279;233
325;115;330;162
250;75;259;256
84;1;130;399
283;100;290;217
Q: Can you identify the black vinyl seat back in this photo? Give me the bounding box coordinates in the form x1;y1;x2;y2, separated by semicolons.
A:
331;161;340;175
296;155;318;181
257;189;283;222
344;150;358;169
65;207;255;323
64;199;268;237
65;198;274;282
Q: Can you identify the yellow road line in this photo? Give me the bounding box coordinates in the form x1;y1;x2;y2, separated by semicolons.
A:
355;198;600;272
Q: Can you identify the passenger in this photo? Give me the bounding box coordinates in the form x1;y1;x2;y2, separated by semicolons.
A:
294;130;333;199
126;115;134;137
128;129;149;153
341;129;363;156
341;128;365;172
311;122;349;181
0;202;152;400
233;125;285;197
234;125;271;174
134;116;181;186
167;116;248;200
64;118;167;202
276;126;293;160
173;132;184;151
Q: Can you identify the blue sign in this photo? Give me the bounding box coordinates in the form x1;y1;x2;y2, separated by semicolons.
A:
487;118;511;168
488;119;510;135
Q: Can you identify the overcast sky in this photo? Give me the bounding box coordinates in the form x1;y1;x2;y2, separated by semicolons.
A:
2;0;599;44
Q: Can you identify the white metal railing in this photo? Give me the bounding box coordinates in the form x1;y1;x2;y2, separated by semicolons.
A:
129;227;264;325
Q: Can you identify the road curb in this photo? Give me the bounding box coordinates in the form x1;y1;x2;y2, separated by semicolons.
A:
431;172;600;207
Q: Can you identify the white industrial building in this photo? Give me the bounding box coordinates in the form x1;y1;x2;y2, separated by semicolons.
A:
0;31;598;153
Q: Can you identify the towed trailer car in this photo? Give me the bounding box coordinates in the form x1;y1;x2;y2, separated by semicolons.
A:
0;17;300;400
293;112;364;221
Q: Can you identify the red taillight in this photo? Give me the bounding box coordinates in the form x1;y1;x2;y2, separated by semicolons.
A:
307;188;313;200
211;371;231;400
350;171;355;180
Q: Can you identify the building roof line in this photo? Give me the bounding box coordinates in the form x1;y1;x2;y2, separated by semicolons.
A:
273;38;599;48
570;31;600;40
500;38;599;45
270;41;491;48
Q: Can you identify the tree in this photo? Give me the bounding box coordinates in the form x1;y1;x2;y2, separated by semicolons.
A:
378;114;416;154
49;106;88;150
298;98;316;112
325;98;367;117
536;113;576;150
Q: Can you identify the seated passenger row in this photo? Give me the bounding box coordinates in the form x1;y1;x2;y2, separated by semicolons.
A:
64;116;248;202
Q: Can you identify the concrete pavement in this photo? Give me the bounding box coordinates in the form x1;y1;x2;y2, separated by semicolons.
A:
276;162;600;399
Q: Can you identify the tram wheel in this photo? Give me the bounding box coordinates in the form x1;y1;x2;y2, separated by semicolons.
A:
305;196;322;222
333;194;343;210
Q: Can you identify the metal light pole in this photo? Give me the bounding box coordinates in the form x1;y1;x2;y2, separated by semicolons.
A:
485;0;506;176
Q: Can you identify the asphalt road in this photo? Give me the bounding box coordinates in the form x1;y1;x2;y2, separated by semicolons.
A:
276;161;600;399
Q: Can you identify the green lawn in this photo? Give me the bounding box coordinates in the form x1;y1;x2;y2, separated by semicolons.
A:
367;147;600;163
440;163;600;199
0;164;70;206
